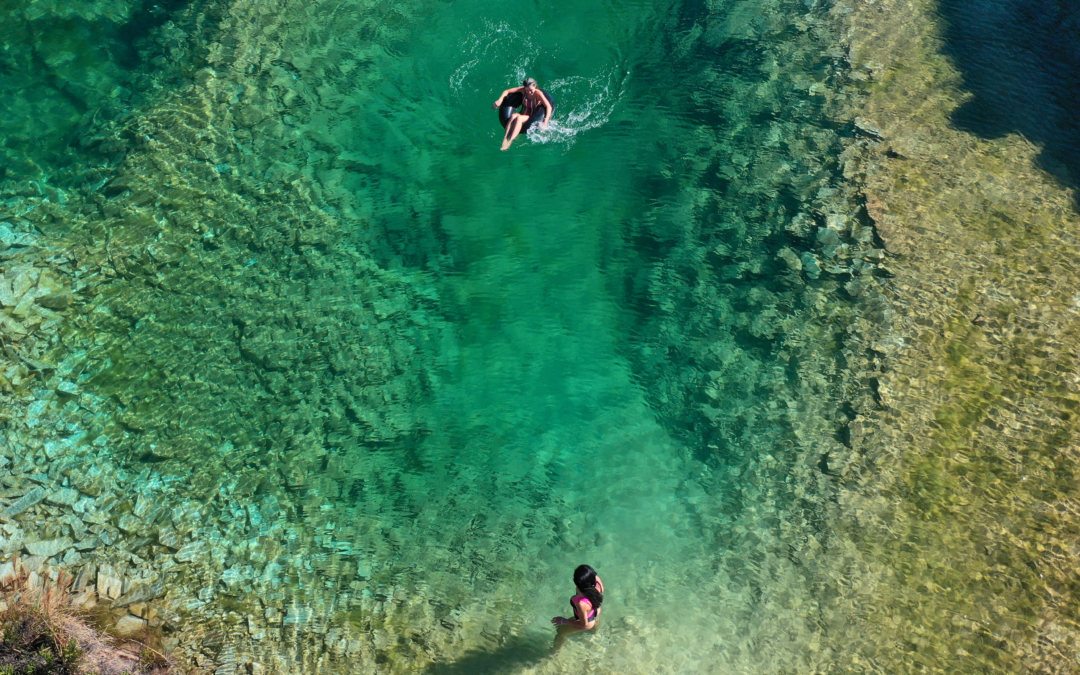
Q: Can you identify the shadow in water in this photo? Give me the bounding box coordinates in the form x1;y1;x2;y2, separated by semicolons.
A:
422;634;551;675
938;0;1080;197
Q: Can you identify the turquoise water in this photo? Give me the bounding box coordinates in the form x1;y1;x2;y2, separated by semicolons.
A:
3;0;875;671
277;0;771;666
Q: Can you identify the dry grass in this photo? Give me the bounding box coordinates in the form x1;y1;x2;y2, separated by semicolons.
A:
0;556;172;675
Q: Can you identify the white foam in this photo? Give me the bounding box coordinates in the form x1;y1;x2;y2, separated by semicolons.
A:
450;22;627;147
527;69;628;147
450;21;537;94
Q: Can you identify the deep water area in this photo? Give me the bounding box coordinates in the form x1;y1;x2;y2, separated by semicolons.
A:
4;0;1080;672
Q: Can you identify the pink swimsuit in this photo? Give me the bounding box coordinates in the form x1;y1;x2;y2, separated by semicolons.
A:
571;595;597;622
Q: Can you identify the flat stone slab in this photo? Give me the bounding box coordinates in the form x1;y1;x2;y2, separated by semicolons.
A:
118;513;143;534
74;537;99;551
0;486;45;521
114;614;147;636
174;540;206;563
97;567;124;601
24;537;73;559
45;487;80;506
114;579;164;607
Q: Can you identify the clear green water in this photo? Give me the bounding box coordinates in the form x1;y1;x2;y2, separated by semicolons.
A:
4;0;874;671
277;0;763;665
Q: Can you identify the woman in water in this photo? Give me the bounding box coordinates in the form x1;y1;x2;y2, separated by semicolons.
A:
551;564;604;630
492;77;552;151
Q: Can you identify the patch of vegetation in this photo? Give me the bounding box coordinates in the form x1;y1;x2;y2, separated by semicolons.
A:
0;558;172;675
0;566;85;675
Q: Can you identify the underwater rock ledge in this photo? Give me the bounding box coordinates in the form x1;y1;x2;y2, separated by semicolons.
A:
823;0;1080;671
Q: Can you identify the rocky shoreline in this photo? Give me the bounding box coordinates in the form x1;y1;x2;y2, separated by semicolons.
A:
0;201;188;654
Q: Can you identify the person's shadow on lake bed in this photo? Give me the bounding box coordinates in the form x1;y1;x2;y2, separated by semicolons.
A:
937;0;1080;202
420;633;550;675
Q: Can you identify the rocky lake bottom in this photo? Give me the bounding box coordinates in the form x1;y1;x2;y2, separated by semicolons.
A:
2;0;1080;673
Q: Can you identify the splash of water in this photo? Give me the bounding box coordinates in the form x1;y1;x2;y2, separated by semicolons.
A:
450;21;539;93
527;70;628;146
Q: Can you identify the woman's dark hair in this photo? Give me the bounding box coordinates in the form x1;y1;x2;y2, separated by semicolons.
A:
573;564;603;609
523;77;538;87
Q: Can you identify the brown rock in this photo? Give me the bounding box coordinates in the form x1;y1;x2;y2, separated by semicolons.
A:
35;291;73;311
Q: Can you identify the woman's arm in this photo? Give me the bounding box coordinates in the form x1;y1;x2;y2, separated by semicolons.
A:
595;576;604;594
492;87;523;109
540;94;553;126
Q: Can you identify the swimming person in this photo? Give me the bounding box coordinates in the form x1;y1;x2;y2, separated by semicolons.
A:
492;77;552;151
551;564;604;630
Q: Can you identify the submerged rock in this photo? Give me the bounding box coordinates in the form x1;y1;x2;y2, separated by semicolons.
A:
45;487;80;506
0;486;45;521
800;252;822;279
114;614;147;636
36;291;73;311
96;566;124;601
25;536;73;558
816;227;841;247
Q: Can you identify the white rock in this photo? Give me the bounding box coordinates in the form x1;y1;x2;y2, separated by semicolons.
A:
114;614;147;636
46;488;80;506
0;561;15;584
97;567;124;600
25;537;73;558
